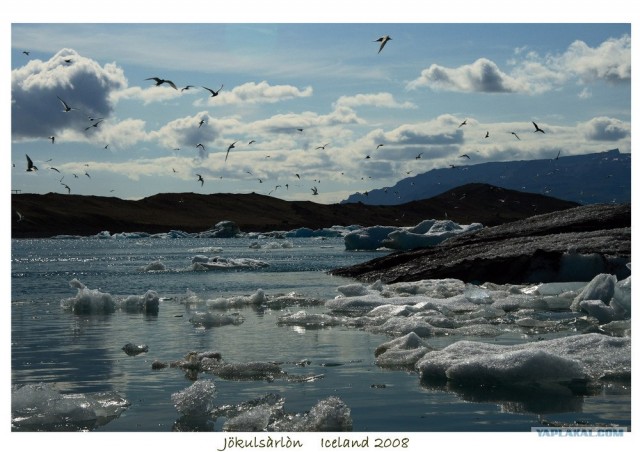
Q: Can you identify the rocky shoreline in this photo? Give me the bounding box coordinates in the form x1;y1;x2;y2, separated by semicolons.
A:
330;203;631;285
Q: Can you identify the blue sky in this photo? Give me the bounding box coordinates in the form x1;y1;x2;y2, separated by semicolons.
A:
7;2;632;203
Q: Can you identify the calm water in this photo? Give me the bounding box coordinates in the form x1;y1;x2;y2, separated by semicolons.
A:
11;237;631;432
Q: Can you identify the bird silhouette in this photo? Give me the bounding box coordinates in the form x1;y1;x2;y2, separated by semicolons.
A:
49;136;55;144
311;186;319;195
61;183;71;194
145;77;178;90
26;154;38;171
84;120;103;131
485;131;489;138
248;140;256;144
533;121;545;133
460;154;470;159
315;143;329;150
16;211;24;222
196;174;204;186
181;85;196;92
555;150;561;160
510;132;521;140
458;119;467;128
84;171;91;178
202;85;223;97
57;96;76;113
415;153;423;159
22;51;30;55
297;128;304;132
50;167;60;173
376;143;384;149
198;119;206;128
225;141;237;162
375;35;392;53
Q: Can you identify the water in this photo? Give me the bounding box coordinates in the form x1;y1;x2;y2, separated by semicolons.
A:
11;236;631;432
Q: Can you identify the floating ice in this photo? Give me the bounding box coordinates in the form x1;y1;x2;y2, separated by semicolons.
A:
374;332;432;368
12;383;130;431
190;256;269;271
417;333;630;385
277;310;343;328
571;273;617;310
120;289;160;314
343;220;482;251
140;260;166;272
171;379;217;416
189;311;245;328
209;362;287;381
61;278;116;314
249;240;294;249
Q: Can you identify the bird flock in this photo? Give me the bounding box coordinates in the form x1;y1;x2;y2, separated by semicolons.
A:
16;36;552;201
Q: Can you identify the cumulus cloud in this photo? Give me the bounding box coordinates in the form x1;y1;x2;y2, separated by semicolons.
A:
11;48;127;140
407;58;527;93
334;92;416;109
199;81;313;106
559;35;631;83
408;35;630;95
579;117;630;141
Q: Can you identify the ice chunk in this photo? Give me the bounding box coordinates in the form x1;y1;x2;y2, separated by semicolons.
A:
12;383;130;431
140;260;166;271
343;226;398;250
61;279;116;314
210;362;286;381
336;283;369;297
189;312;245;328
277;310;342;328
171;379;217;416
120;289;160;314
417;333;630;384
270;396;353;432
571;273;617;311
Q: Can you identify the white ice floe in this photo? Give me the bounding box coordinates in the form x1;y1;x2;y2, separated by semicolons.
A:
416;333;630;385
61;279;161;314
190;255;269;270
140;260;166;272
277;310;343;328
12;383;130;430
249;240;294;249
189;311;245;328
171;379;217;416
343;219;482;251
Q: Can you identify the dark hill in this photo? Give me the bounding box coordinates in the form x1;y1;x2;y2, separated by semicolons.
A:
11;183;580;238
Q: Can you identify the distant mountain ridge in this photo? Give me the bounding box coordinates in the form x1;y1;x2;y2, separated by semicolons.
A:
342;149;630;205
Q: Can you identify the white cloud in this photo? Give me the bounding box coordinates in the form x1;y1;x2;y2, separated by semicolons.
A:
11;48;127;139
559;35;631;83
198;81;313;106
578;117;630;141
407;58;528;93
334;92;416;109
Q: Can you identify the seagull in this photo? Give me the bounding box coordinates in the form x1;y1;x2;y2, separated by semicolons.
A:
533;121;545;133
84;171;91;178
415;153;423;159
297;128;304;132
376;144;384;149
225;141;237;162
458;119;467;128
64;58;72;64
172;168;177;173
22;51;30;55
104;144;109;150
555;150;561;160
84;120;103;131
485;131;489;138
202;85;223;97
295;174;300;179
510;132;521;140
375;35;392;53
198;119;206;128
248;140;256;144
195;143;206;151
145;77;178;90
196;174;204;186
49;167;60;173
26;154;38;171
311;186;318;195
57;96;76;113
49;136;55;144
61;183;71;194
315;143;329;150
460;154;471;159
181;85;196;92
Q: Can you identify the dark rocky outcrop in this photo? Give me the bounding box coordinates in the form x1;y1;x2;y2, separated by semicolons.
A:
330;203;631;285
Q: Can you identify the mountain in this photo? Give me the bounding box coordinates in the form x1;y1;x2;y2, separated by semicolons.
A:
341;148;630;205
11;183;580;239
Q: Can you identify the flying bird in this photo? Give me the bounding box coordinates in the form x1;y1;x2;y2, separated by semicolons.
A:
510;132;521;140
225;141;237;162
61;183;71;194
195;143;206;151
375;35;392;53
84;120;103;131
145;77;178;90
64;58;72;64
315;143;329;150
26;154;37;172
22;51;30;55
458;119;468;128
460;154;471;159
415;153;423;159
57;96;76;113
49;136;55;144
202;85;223;97
196;174;204;186
181;85;196;92
555;150;561;160
16;211;24;222
311;186;319;195
533;121;545;133
297;128;304;132
198;119;206;128
84;171;91;178
49;167;60;173
485;131;489;138
376;144;384;149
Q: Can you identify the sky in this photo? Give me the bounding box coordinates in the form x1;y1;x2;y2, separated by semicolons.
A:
6;3;633;205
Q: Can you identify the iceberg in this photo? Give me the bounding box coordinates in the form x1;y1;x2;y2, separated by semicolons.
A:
171;379;217;416
12;383;130;431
